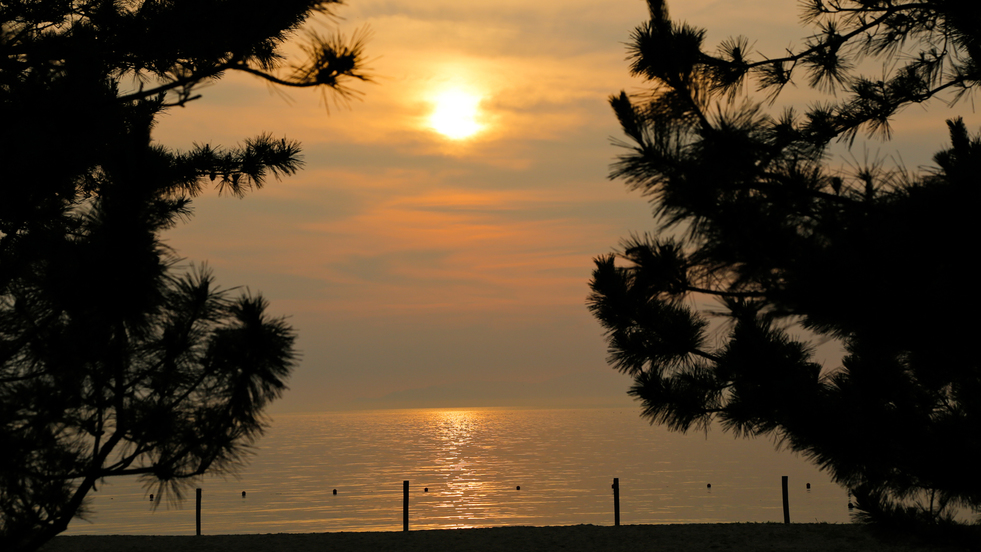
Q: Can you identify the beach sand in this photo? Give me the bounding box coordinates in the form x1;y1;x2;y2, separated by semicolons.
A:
39;524;973;552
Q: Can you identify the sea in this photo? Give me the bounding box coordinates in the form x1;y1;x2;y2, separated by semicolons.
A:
63;407;852;535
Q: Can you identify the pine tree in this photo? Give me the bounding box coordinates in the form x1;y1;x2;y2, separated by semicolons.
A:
0;2;369;550
589;0;980;532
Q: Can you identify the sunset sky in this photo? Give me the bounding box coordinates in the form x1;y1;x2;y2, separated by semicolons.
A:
154;0;974;413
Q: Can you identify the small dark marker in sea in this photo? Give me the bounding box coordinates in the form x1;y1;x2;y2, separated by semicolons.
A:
707;483;711;489
806;483;811;489
332;489;337;495
149;494;153;502
242;491;246;498
424;488;428;492
516;486;520;491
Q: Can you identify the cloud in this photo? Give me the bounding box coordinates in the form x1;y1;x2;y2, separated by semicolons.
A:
158;0;965;413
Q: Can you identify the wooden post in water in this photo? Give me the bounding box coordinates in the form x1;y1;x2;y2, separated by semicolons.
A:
781;476;790;524
195;488;202;535
613;477;620;526
403;480;409;532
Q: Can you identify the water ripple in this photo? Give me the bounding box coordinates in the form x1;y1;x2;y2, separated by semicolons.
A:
65;408;850;534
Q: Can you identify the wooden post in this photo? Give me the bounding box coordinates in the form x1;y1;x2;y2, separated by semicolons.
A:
195;488;202;535
782;476;790;524
403;480;409;532
613;477;620;526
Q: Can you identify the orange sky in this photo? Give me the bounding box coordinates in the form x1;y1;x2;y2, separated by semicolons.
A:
154;0;975;412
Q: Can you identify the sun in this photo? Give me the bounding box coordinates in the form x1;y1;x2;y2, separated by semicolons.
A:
428;89;484;140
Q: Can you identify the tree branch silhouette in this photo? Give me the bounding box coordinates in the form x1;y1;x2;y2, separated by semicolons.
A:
591;0;981;538
1;2;369;550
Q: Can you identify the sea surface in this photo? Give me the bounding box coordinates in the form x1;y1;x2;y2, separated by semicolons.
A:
64;408;852;535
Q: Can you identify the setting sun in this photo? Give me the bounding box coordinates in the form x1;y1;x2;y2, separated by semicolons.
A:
428;89;483;139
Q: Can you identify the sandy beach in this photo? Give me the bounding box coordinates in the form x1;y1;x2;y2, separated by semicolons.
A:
38;523;974;552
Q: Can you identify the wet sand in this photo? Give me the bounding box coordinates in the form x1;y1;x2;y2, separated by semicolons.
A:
39;523;972;552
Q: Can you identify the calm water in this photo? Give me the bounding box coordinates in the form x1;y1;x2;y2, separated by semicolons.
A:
64;408;851;535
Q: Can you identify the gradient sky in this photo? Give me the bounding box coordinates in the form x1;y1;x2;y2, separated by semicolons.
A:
153;0;975;413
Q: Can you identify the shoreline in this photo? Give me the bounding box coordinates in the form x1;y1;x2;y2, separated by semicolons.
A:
39;523;970;552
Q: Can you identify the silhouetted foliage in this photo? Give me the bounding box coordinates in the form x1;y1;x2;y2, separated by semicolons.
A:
590;0;980;532
0;2;369;550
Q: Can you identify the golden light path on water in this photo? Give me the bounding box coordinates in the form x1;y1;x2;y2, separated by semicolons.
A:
433;411;486;524
65;409;852;535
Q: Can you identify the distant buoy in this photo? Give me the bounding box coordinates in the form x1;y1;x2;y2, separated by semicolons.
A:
332;489;337;495
706;483;711;489
242;491;246;498
806;483;811;490
149;494;154;502
424;487;429;493
516;486;521;491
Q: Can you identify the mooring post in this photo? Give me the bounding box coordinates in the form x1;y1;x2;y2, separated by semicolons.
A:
403;480;409;532
195;488;202;535
782;476;790;524
613;477;620;526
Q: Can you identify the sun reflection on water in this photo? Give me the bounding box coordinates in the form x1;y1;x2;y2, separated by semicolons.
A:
428;410;491;527
65;408;851;535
